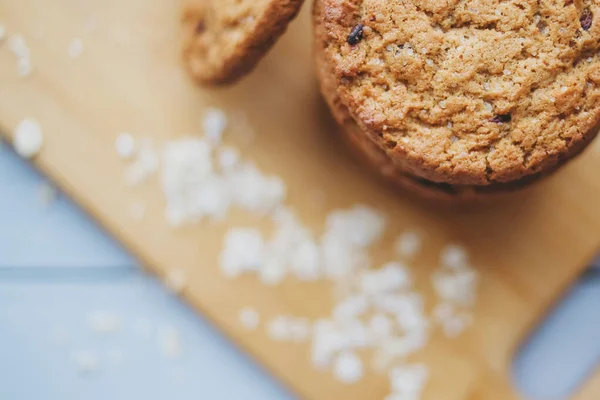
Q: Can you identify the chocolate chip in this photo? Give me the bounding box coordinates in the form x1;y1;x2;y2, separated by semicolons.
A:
581;9;593;31
347;24;364;45
490;114;512;124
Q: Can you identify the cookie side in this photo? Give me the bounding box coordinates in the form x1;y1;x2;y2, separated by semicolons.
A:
183;0;305;85
314;18;485;202
317;0;600;185
314;2;600;201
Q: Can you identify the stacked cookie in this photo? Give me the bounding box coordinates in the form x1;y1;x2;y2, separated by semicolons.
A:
183;0;600;200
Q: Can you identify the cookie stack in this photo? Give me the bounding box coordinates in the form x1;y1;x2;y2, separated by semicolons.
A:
183;0;600;201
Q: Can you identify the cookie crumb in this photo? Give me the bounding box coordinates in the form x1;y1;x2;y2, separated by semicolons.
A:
13;118;43;158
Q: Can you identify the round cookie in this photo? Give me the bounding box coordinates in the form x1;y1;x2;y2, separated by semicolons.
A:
314;0;600;187
316;35;525;202
315;39;472;201
183;0;305;85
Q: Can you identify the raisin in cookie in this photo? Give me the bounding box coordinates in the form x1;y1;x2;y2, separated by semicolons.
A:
315;0;600;188
183;0;305;85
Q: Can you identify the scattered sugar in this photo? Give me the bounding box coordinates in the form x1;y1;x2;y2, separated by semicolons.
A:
8;34;28;57
228;162;286;214
83;15;99;35
8;34;32;77
289;317;311;342
71;350;98;373
266;315;311;342
288;237;321;281
433;302;471;337
116;106;480;398
203;108;227;145
266;316;291;341
259;255;287;286
432;268;478;306
325;205;385;248
388;364;429;399
115;133;136;160
124;139;158;186
220;228;264;278
333;294;369;322
333;351;364;384
164;268;186;293
369;314;393;339
217;147;240;172
360;262;411;295
440;243;469;270
239;307;260;330
68;38;83;58
86;311;120;334
395;231;422;258
13;118;43;158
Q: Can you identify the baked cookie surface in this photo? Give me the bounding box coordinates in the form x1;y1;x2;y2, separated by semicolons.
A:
183;0;305;85
315;0;600;185
316;37;543;202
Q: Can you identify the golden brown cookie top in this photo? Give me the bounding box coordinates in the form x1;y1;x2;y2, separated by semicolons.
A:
316;0;600;185
183;0;304;85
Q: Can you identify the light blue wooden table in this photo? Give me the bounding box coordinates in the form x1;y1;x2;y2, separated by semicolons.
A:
1;141;599;400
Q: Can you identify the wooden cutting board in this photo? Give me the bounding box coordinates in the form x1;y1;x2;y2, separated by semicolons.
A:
2;0;600;398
